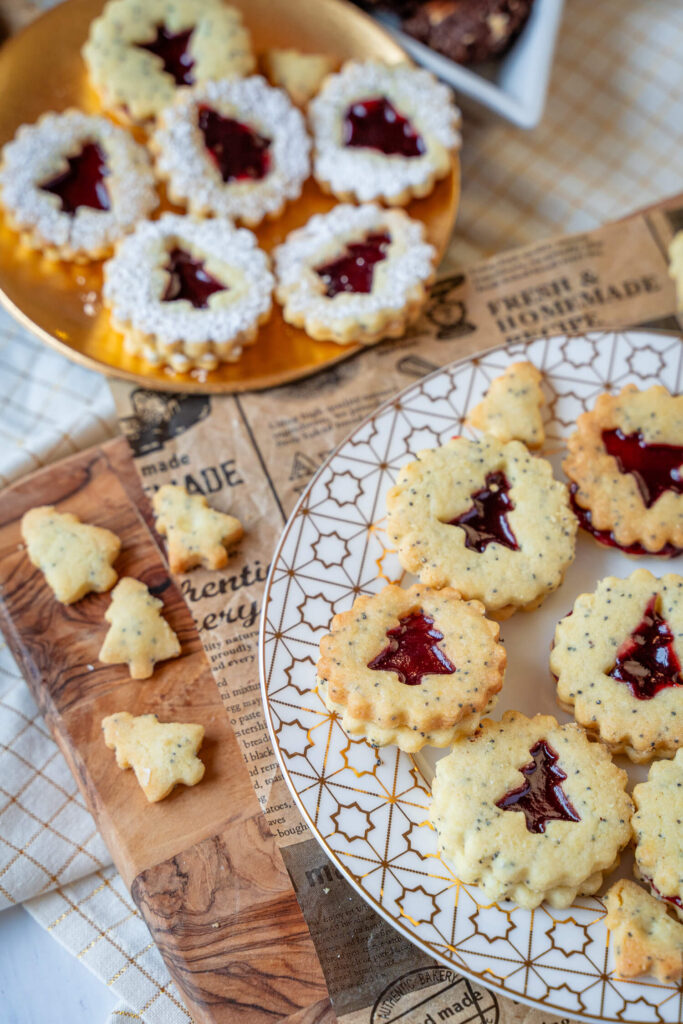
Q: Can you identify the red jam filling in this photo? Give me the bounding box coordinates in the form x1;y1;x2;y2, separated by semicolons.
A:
495;740;581;834
447;471;519;553
41;142;110;213
198;106;271;182
603;428;683;508
642;875;683;911
315;232;391;297
343;97;425;157
137;26;195;86
162;248;226;308
569;485;682;557
367;610;455;686
608;594;683;700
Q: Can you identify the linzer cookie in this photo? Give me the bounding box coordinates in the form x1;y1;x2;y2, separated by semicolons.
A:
316;583;505;752
83;0;254;123
551;570;683;763
632;750;683;922
0;110;158;262
430;711;632;909
273;203;437;344
467;361;545;448
386;437;577;618
309;61;461;204
605;879;683;982
564;385;683;555
102;212;274;372
151;76;310;225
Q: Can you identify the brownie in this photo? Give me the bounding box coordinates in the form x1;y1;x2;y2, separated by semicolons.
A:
402;0;534;65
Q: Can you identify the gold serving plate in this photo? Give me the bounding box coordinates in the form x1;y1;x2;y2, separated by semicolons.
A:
0;0;460;393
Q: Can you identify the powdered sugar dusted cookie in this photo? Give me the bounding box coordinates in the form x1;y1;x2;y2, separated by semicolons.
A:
551;570;683;763
386;437;577;618
317;583;505;752
632;751;683;922
430;711;633;909
309;61;461;205
604;879;683;982
21;506;120;604
467;361;545;448
564;385;683;555
99;577;181;679
262;49;336;107
273;204;437;345
152;76;310;226
152;484;243;572
102;712;204;802
103;212;273;372
0;110;158;262
83;0;254;123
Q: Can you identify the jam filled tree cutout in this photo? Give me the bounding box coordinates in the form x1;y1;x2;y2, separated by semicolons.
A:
162;248;226;308
315;232;391;297
41;143;111;213
609;594;683;700
495;740;581;834
137;26;195;85
198;106;271;182
367;610;455;686
602;429;683;508
447;470;519;553
343;97;425;157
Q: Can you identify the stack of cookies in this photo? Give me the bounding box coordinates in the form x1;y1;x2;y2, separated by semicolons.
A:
0;0;463;373
316;366;683;982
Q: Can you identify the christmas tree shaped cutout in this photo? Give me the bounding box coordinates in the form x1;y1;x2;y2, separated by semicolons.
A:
496;740;580;833
368;610;455;686
152;484;243;573
21;505;120;604
99;577;181;679
609;595;683;699
102;712;204;802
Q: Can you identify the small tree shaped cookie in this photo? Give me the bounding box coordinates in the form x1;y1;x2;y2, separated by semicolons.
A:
99;577;181;679
152;484;243;573
102;712;205;802
467;361;545;449
605;879;683;982
21;505;120;604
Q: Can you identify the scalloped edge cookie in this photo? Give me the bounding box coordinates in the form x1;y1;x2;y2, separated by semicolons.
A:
386;437;577;618
430;710;633;909
316;582;505;752
632;750;683;922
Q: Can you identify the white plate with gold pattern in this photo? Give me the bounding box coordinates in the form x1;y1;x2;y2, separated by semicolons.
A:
260;330;683;1022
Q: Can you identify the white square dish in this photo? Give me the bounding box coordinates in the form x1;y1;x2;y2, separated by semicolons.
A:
374;0;566;129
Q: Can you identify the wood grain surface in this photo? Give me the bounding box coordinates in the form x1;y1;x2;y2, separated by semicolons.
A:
0;437;330;1024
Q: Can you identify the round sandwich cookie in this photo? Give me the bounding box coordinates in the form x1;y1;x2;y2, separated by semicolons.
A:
273;203;437;345
551;570;683;763
430;710;633;909
0;110;158;262
316;583;506;752
386;437;577;619
309;60;461;205
83;0;254;123
564;384;683;556
632;750;683;923
152;76;310;226
102;212;274;372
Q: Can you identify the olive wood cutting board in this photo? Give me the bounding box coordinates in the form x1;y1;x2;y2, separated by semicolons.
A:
0;436;332;1024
